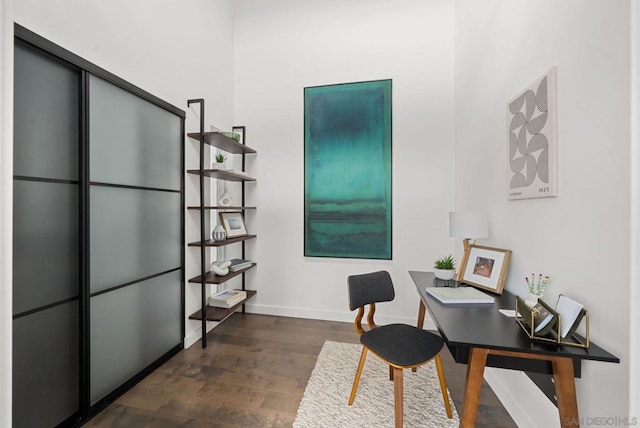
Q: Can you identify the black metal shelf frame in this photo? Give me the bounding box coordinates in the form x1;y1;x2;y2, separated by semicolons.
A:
186;100;254;349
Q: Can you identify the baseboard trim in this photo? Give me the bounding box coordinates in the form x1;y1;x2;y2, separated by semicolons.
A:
242;303;438;331
184;303;440;347
184;320;219;349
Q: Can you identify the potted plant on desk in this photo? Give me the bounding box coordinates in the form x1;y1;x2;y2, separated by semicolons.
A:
434;254;456;280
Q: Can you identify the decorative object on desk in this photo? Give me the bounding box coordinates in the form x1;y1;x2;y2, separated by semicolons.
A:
531;301;556;334
304;80;392;260
426;287;494;304
433;254;456;280
211;224;226;241
555;294;584;339
515;295;589;348
212;152;227;170
524;273;549;307
294;341;459;428
210;260;231;276
219;211;247;238
217;187;234;207
208;289;247;308
507;66;558;200
458;244;511;294
449;211;489;282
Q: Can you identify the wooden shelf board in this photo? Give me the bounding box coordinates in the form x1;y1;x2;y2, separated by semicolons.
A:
187;235;257;247
189;290;257;322
187;169;256;182
187;132;257;154
187;206;257;211
188;263;257;284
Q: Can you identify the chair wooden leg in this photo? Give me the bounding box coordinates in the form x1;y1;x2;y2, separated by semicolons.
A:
393;367;403;428
348;347;368;405
434;354;453;419
389;365;394;380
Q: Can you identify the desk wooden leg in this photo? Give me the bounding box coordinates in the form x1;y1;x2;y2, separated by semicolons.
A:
553;357;579;427
461;347;489;428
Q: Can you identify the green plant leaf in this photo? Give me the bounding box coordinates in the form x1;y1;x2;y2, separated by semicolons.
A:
434;254;456;269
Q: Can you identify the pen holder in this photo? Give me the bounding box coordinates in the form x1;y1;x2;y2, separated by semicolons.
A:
515;296;590;349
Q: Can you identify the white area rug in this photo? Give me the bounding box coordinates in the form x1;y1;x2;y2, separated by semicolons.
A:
294;340;459;427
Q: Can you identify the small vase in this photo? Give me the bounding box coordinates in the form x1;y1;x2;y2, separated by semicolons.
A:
211;162;226;170
212;225;226;241
525;293;541;308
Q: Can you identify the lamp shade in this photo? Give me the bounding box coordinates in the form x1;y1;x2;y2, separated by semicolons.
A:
449;211;489;239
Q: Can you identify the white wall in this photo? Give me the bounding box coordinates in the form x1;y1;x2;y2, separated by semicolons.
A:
233;0;455;326
0;0;14;425
12;0;237;347
632;0;640;417
455;0;631;425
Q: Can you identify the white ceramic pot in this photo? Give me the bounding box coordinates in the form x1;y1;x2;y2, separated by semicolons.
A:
434;268;455;280
211;162;226;170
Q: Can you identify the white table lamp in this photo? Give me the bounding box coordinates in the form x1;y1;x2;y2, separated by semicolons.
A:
449;211;489;282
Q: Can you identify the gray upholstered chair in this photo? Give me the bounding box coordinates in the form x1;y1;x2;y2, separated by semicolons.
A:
347;270;453;427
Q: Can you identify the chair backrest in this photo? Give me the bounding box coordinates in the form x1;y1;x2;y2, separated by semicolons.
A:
347;270;395;311
348;271;396;335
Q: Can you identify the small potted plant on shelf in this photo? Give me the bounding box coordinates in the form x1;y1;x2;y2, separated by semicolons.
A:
434;254;456;280
212;153;227;170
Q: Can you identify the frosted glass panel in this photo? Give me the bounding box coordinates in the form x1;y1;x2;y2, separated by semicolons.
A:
13;180;79;314
13;302;79;427
90;271;181;404
89;75;181;190
14;44;79;180
90;186;181;292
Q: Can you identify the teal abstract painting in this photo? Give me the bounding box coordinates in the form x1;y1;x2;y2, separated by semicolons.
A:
304;80;392;259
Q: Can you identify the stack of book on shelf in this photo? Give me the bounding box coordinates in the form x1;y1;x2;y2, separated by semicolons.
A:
208;289;247;308
228;258;253;272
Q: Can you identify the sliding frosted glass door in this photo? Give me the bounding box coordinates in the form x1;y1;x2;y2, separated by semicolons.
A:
88;75;182;404
13;25;185;426
13;43;81;427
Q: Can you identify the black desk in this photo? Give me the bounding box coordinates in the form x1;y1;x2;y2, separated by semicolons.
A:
409;271;619;428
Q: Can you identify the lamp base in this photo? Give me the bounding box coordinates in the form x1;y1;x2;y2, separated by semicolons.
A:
455;238;473;283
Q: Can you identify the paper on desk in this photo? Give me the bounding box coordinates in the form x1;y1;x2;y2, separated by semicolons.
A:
498;309;517;317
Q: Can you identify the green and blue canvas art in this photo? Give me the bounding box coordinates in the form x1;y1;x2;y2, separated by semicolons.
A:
304;80;392;259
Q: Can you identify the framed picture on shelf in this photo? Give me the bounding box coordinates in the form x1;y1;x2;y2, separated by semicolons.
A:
219;211;247;238
459;245;511;294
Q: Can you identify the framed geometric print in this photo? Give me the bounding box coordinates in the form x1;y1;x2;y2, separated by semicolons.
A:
507;66;557;200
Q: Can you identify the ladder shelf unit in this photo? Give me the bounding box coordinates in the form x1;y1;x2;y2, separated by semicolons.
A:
186;98;257;348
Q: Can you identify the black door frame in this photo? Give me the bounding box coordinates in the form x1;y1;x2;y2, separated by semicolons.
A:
13;23;185;427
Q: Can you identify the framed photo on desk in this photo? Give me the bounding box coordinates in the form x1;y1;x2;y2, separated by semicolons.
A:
459;244;511;294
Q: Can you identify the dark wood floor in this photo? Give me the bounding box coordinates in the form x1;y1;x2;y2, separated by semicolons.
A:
85;313;516;427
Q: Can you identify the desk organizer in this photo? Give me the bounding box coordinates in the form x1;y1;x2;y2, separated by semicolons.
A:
515;296;590;349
